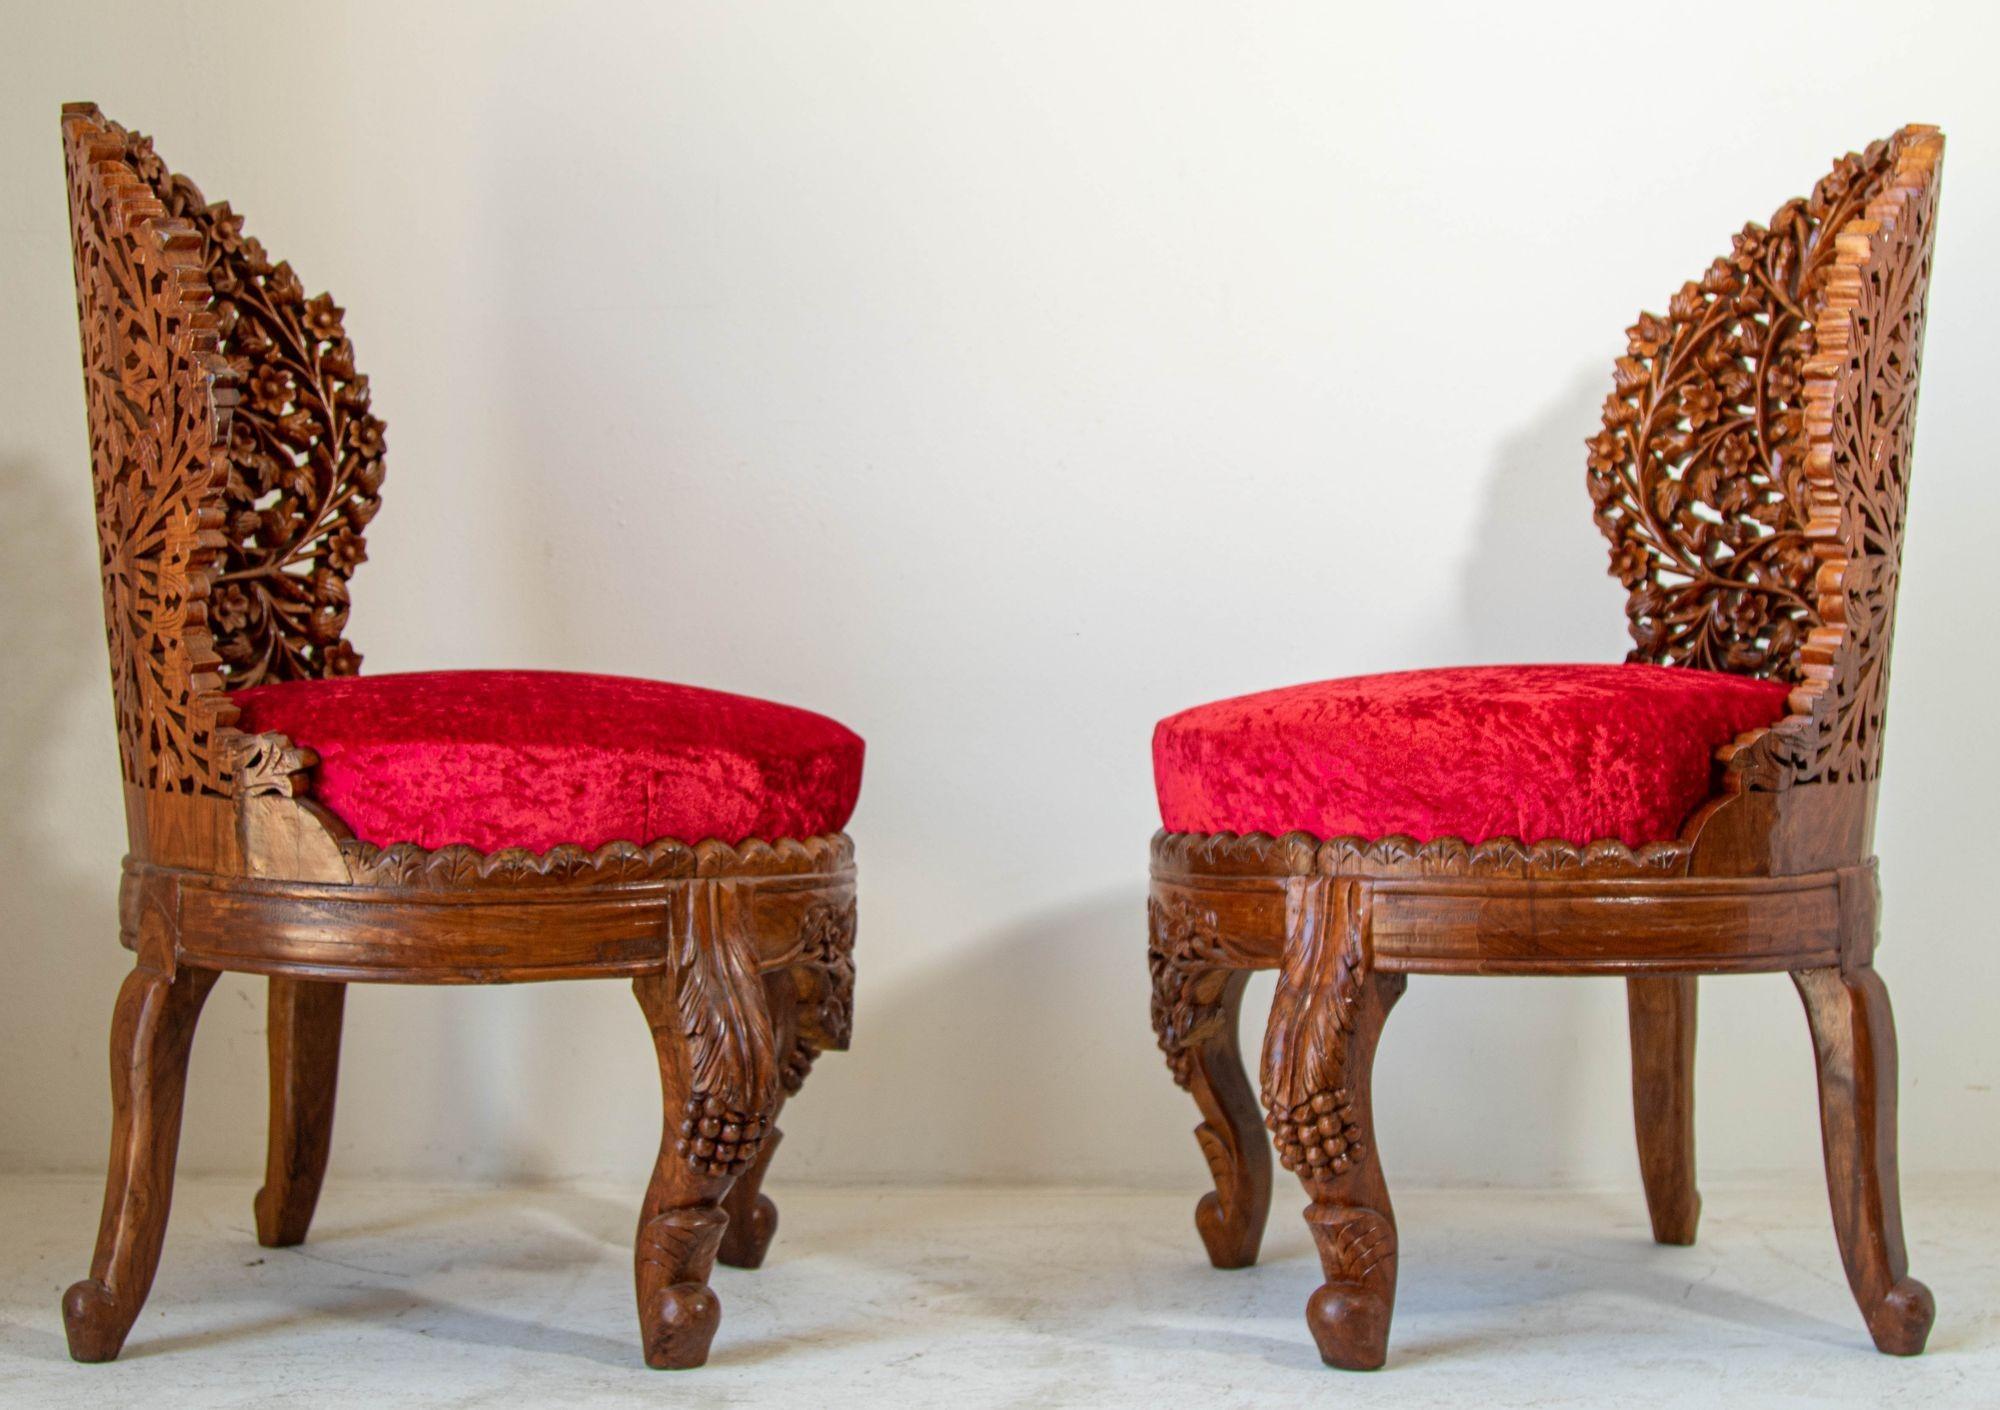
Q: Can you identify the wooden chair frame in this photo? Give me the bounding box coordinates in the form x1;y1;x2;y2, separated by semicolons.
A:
58;103;855;1369
1148;127;1944;1369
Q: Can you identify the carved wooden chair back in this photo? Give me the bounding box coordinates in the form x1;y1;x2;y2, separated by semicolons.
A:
1591;126;1943;821
62;102;382;854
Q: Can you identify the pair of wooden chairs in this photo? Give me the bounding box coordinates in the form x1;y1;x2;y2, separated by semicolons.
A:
60;102;1940;1372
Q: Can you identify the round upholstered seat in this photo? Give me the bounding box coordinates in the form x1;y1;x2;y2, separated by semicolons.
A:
234;669;864;852
1152;663;1790;847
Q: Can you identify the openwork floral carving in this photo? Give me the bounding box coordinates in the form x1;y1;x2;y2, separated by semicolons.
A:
114;118;384;686
1591;135;1898;679
64;107;240;795
1592;127;1942;789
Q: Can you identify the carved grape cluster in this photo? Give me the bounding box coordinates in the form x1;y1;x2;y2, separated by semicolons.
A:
1264;1085;1363;1179
1590;139;1896;680
118;129;384;686
1148;894;1232;1089
677;1094;769;1177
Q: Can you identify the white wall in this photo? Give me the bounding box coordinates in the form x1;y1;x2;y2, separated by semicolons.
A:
3;1;1995;1194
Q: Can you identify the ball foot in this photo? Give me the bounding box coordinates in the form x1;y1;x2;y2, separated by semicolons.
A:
1306;1282;1391;1371
62;1279;129;1363
1865;1276;1935;1357
717;1194;777;1269
642;1282;722;1369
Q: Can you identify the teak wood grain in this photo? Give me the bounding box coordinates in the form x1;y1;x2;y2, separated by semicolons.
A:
57;103;857;1370
1148;127;1944;1370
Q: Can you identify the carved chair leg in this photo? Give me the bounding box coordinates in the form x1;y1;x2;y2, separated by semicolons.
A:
629;879;781;1368
63;957;219;1362
255;977;346;1248
1158;968;1273;1268
719;896;856;1272
1793;964;1934;1355
1627;975;1700;1245
1261;878;1403;1371
1149;895;1274;1269
718;977;797;1269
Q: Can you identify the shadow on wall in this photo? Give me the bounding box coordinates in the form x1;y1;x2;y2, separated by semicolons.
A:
0;458;174;1169
1454;367;1631;669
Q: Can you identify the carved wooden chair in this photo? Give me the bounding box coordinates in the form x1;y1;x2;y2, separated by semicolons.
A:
58;103;860;1370
1148;127;1943;1369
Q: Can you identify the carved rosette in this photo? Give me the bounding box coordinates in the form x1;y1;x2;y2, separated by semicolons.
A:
1148;892;1234;1089
781;898;857;1093
1261;880;1371;1180
115;126;385;686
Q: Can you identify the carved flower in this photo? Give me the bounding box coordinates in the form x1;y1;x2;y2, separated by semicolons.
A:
1716;431;1754;472
325;529;368;573
1625;313;1671;358
1680;380;1722;428
322;641;362;676
211;583;251;633
249;364;293;414
210;204;248;254
1715;592;1767;639
347;415;386;458
1729;223;1768;271
1608;540;1650;589
1585;428;1623;473
304;293;345;341
264;261;304;305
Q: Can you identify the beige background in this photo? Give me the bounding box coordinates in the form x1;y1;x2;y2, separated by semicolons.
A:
2;1;1994;1193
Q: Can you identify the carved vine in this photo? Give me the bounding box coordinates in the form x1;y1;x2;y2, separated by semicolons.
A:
1261;880;1371;1180
1147;893;1235;1089
1592;126;1942;789
780;899;857;1093
115;121;384;686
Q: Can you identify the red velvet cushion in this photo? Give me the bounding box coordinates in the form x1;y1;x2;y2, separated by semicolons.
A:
233;670;863;852
1153;663;1791;846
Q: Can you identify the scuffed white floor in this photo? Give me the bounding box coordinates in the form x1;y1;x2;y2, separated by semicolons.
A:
0;1173;1993;1407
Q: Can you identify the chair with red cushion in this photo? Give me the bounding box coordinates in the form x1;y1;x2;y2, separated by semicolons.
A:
1147;128;1944;1369
59;104;858;1370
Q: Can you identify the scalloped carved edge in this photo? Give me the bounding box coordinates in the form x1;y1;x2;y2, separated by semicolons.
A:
1151;829;1690;880
1718;129;1944;792
335;832;855;890
64;103;248;798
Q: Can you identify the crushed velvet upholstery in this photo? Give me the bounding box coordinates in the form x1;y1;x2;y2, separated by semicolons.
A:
1153;663;1791;846
233;670;864;852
